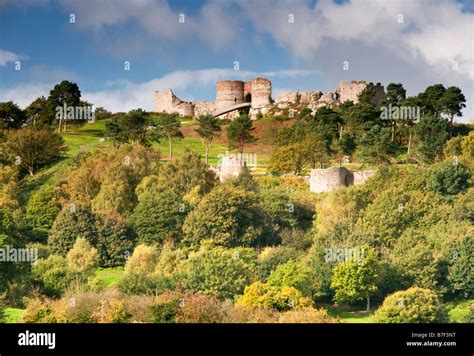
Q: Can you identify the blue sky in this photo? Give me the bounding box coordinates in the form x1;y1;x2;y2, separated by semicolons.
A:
0;0;473;121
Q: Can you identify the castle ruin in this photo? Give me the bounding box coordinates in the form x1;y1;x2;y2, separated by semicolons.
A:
309;167;377;193
154;79;385;119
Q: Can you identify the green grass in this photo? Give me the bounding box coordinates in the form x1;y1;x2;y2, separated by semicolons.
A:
94;267;125;287
322;304;375;323
20;121;110;200
156;137;230;165
3;308;25;323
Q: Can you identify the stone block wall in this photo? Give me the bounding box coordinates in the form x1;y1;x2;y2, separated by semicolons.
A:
310;167;377;193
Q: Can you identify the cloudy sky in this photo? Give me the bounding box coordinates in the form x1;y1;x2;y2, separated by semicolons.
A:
0;0;473;122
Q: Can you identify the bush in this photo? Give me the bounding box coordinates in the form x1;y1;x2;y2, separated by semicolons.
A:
267;260;312;297
175;293;228;323
22;298;57;323
48;205;96;255
257;246;300;281
149;296;181;323
95;212;135;267
278;307;337;323
237;282;313;312
431;161;470;196
182;185;269;249
446;300;473;323
131;188;185;245
124;244;159;275
32;255;74;298
181;247;257;300
24;186;61;242
374;287;444;323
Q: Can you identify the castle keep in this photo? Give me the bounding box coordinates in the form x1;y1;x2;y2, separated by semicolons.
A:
154;79;385;118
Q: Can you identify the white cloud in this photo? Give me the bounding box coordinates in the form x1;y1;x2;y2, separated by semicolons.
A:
1;83;51;107
0;49;18;66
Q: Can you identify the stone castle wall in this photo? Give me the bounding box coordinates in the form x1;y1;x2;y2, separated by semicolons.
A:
216;80;245;111
310;167;377;193
154;78;385;118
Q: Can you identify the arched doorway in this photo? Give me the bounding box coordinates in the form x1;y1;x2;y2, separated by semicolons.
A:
244;93;252;103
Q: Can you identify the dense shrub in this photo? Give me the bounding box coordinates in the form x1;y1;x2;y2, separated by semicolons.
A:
32;255;74;298
267;260;312;297
278;307;337;323
257;246;300;281
182;185;270;249
131;188;185;245
374;287;444;323
237;282;313;311
181;247;257;300
48;205;97;255
95;212;135;267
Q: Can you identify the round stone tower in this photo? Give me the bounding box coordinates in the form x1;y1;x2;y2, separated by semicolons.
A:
249;77;272;109
310;167;349;193
216;80;245;111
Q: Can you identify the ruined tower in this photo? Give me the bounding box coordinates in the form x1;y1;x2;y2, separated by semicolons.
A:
216;80;245;111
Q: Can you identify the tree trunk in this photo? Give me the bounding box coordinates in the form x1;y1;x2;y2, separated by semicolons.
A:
168;137;172;160
205;146;209;164
366;294;371;312
391;121;395;142
58;117;62;133
407;131;412;155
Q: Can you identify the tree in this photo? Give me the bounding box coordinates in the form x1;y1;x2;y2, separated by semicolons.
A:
48;205;97;255
181;247;257;300
195;115;221;164
91;164;136;216
32;255;74;298
308;106;342;148
331;133;355;166
47;80;81;132
330;246;379;312
382;83;407;141
106;109;157;147
440;86;466;125
182;184;269;249
431;161;470;196
0;101;26;129
131;187;185;245
357;125;396;164
374;287;444;323
446;235;473;299
418;84;446;117
95;212;136;268
267;260;312;297
139;150;216;198
0;164;20;210
153;113;183;159
67;237;99;277
236;282;313;311
227;113;256;157
25;96;51;127
270;126;329;174
24;185;61;241
413;115;450;164
0;128;67;175
124;244;159;276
